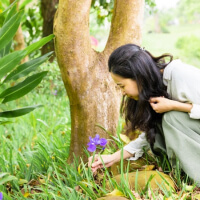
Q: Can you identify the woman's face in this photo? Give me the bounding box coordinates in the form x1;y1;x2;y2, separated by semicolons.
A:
111;73;139;100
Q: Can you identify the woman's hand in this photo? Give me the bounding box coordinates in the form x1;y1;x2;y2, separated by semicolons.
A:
88;154;115;173
149;97;193;114
149;97;174;113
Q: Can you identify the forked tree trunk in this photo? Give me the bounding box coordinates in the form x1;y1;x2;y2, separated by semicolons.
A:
41;0;58;62
54;0;144;162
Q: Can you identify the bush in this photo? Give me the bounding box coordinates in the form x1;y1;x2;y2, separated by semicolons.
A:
176;35;200;60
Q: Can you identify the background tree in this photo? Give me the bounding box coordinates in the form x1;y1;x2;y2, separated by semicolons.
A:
41;0;58;62
10;0;29;63
177;0;200;24
54;0;145;161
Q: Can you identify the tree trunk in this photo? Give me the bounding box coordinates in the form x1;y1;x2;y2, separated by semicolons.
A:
14;25;29;63
41;0;58;62
154;12;161;33
54;0;144;162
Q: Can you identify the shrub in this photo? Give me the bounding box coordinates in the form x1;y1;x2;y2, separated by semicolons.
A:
0;1;54;122
176;35;200;60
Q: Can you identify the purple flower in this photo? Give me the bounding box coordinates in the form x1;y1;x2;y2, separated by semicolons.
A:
87;134;107;152
100;138;107;146
52;90;58;96
0;192;3;200
87;143;96;152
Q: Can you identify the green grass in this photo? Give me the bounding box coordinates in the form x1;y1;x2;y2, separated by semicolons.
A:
142;24;200;67
0;23;200;199
0;61;73;199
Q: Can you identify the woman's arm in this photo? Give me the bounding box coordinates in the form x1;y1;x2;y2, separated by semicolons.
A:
161;60;200;118
149;97;193;113
112;149;134;162
88;149;133;172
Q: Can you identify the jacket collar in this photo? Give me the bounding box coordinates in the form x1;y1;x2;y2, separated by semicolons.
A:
163;59;181;85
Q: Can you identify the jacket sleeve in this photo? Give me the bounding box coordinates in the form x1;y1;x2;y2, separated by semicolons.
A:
164;60;200;119
123;132;149;160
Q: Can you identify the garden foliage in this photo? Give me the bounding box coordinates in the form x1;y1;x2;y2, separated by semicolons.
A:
0;1;53;122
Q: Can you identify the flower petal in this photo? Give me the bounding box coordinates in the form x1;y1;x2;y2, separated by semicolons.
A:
87;144;96;152
0;192;3;200
87;141;94;146
94;134;100;140
100;138;107;146
94;134;101;145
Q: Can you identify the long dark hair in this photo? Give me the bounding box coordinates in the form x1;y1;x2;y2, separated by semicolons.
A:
108;44;173;151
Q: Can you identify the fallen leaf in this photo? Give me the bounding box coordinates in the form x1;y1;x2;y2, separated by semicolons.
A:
185;184;194;192
166;197;173;200
141;165;155;171
106;189;124;197
18;179;28;185
193;193;200;199
28;179;41;186
23;192;30;198
78;164;81;174
39;178;45;184
120;134;131;144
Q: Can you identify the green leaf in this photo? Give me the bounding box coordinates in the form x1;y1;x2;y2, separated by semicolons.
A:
0;121;12;125
0;172;10;178
19;0;33;10
0;192;12;200
4;4;17;24
25;34;55;55
3;41;12;57
0;4;17;58
0;71;48;103
0;0;19;17
0;105;42;118
0;50;26;80
0;173;17;185
0;35;53;80
3;52;53;83
0;10;23;51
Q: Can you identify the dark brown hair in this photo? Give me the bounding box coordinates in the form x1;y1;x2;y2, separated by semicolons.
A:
108;44;173;151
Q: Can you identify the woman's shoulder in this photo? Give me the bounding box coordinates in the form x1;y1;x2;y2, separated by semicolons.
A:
163;59;200;82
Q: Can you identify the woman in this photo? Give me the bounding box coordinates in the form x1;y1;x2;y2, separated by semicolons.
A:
88;44;200;185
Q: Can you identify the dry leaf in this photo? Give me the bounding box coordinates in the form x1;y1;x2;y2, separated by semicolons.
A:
39;178;45;184
23;192;30;198
78;164;81;174
28;179;41;186
18;179;28;186
26;164;30;168
166;197;173;200
141;165;155;171
193;193;200;199
119;134;131;144
106;189;124;197
185;184;194;192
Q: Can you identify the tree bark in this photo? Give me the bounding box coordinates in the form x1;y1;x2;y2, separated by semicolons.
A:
14;25;29;63
54;0;144;162
41;0;58;62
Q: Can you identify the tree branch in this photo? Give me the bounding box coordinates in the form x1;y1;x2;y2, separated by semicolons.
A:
104;0;144;55
54;0;93;71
